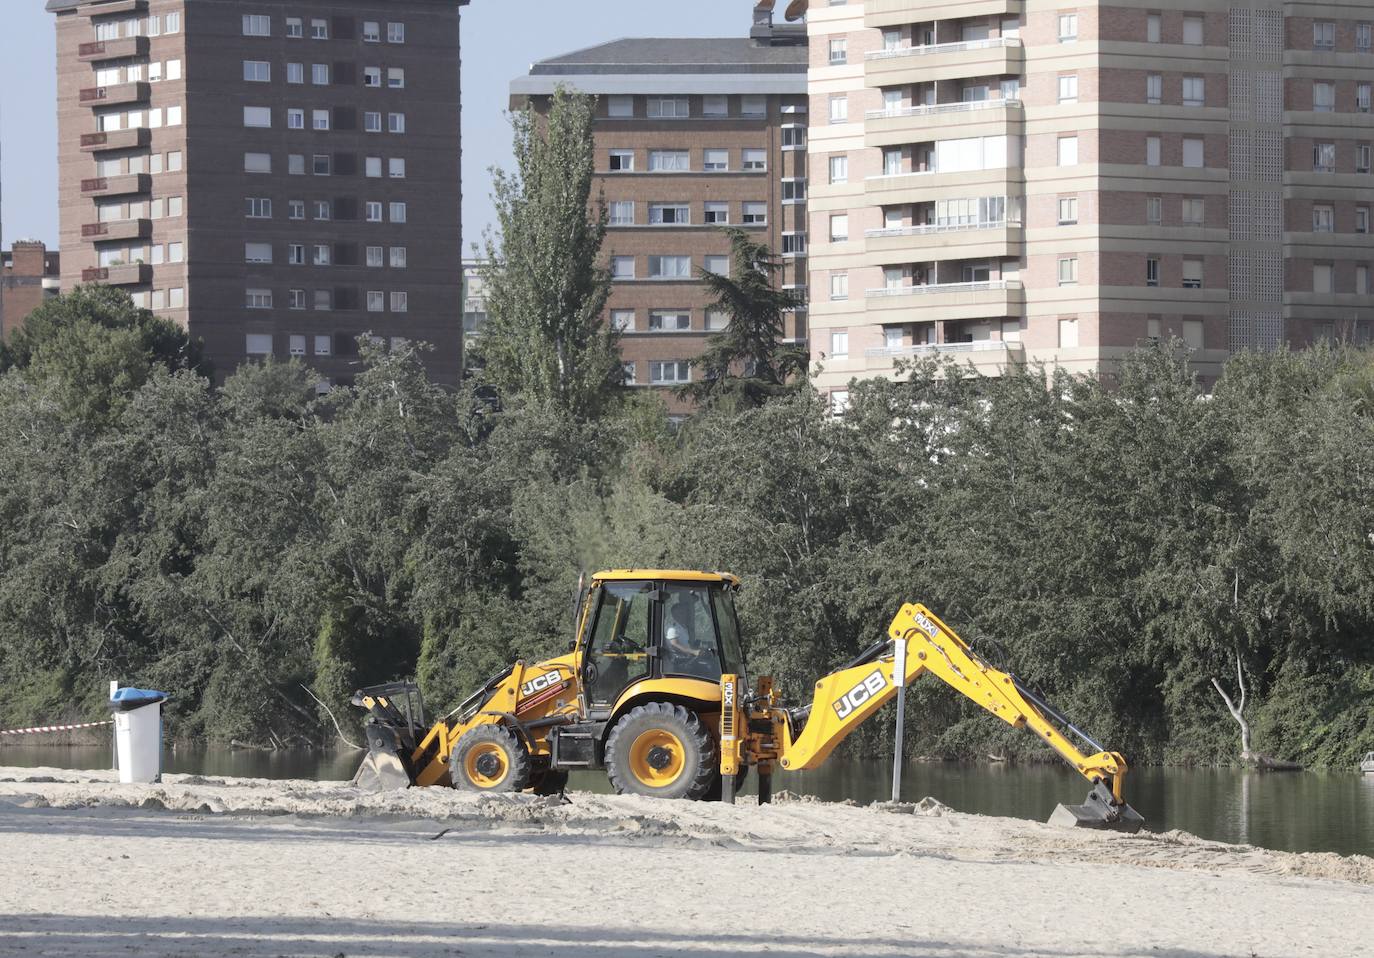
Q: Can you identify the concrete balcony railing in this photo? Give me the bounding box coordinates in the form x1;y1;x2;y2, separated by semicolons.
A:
866;37;1023;87
77;35;149;62
81;218;152;241
865;221;1024;263
82;263;152;286
865;0;1024;28
81;173;151;197
79;127;151;153
79;81;150;107
865;97;1021;122
86;0;148;16
865;219;1020;239
866;279;1020;298
864;339;1024;359
864;279;1026;319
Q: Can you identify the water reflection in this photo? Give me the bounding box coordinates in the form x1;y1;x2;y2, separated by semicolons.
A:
4;745;1371;857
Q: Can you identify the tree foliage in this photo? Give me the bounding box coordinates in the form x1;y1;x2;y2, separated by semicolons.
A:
1;287;1370;768
476;87;621;419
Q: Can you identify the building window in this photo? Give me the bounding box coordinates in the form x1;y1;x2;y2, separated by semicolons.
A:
314;244;331;266
245;287;272;307
829;155;848;184
1058;256;1078;285
1313;142;1335;172
245;333;273;355
1359;265;1370;295
1183;76;1205;106
289;200;305;220
1058;317;1079;348
1058;135;1078;166
313;109;330;131
312;63;329;85
1360;143;1373;174
742;149;766;171
740;95;766;116
607;95;633;118
288;244;305;264
389;201;407;223
621;362;637;385
1358;206;1370;233
648;150;689;172
388;68;405;89
387;22;405;43
1146;255;1159;286
648;255;691;279
782;125;807;149
243;152;271;173
1182;15;1203;44
703;202;728;225
1360;83;1372;113
367;290;385;312
1146;135;1165;170
366;246;384;267
1314;21;1335;50
365;156;382;178
649;361;690;385
364;67;382;88
1058;196;1078;224
391;291;408;312
1313;204;1334;232
365;201;383;222
1183;258;1203;288
1313;262;1333;293
704;255;729;274
609;149;634;171
703;149;728;172
830;272;849;300
611;257;635;279
314;289;332;310
287;108;304;129
609;200;634;225
781;232;807;256
742;202;767;225
1359;22;1372;52
781;178;806;203
829;214;848;242
312;154;331;175
649;203;689;225
1182;197;1204;225
610;310;634;332
389;247;406;268
702;95;728;117
1058;75;1078;103
706;310;729;331
828;95;848;123
829;38;847;64
1147;13;1160;42
830;330;849;358
649;310;691;331
313;200;331;220
1058;13;1078;41
242;15;270;36
388;113;406;133
1313;82;1335;112
287;62;304;84
309;17;327;39
1146;74;1162;104
287;335;306;357
363;21;380;42
243;60;270;82
364;112;382;132
245;197;272;218
1182;137;1204;167
647;97;690;119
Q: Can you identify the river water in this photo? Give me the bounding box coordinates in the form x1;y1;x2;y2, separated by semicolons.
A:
5;745;1372;858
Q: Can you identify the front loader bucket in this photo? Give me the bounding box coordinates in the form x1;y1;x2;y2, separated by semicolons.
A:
350;728;415;792
1048;782;1145;834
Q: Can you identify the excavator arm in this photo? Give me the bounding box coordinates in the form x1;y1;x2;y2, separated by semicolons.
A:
762;603;1144;832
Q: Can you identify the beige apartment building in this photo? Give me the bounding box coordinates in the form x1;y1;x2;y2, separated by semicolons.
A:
510;11;809;414
799;0;1374;406
48;0;465;387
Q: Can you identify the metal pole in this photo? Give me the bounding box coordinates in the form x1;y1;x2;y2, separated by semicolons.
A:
891;639;907;803
109;680;119;772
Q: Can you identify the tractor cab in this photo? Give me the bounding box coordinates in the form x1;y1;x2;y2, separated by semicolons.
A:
579;571;745;716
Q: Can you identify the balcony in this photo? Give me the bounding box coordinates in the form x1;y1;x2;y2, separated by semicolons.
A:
865;220;1024;260
864;339;1023;359
86;0;148;15
79;81;150;107
865;98;1022;143
80;173;151;198
79;127;151;153
865;38;1023;87
82;263;152;286
865;0;1023;28
77;35;149;63
864;280;1025;320
865;167;1023;204
81;218;151;242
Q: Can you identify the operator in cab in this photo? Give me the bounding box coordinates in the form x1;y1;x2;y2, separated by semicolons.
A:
662;589;721;681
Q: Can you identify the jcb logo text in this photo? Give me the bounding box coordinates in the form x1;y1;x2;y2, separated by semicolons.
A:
833;670;888;719
520;670;565;697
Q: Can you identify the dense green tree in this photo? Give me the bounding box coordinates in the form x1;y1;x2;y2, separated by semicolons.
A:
477;88;621;419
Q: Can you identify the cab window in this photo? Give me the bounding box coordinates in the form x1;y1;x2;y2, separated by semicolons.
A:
711;588;745;677
661;583;722;682
584;581;653;705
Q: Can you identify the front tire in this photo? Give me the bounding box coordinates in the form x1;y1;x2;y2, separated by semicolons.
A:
605;703;716;800
449;725;530;792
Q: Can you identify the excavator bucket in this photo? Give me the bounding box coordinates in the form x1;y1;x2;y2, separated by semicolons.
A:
1048;781;1145;833
351;742;413;792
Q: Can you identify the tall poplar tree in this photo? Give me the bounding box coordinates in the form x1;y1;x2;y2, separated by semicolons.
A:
478;88;621;419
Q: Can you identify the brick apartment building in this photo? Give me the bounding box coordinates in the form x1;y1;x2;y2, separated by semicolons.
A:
510;7;809;413
1;241;62;339
47;0;465;388
797;0;1374;407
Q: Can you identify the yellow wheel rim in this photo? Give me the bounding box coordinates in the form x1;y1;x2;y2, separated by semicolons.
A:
628;729;686;787
463;742;509;788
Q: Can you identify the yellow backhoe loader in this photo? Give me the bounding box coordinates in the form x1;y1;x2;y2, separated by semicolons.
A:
351;569;1144;832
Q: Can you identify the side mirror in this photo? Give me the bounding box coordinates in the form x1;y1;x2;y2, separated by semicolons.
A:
567;639;577;653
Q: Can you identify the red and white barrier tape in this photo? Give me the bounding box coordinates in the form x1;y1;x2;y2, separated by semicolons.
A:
0;720;113;737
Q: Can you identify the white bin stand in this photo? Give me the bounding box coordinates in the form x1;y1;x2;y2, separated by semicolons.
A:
113;700;164;784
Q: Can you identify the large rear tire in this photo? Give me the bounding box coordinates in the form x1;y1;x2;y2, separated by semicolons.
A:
449;725;530;792
605;703;716;800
